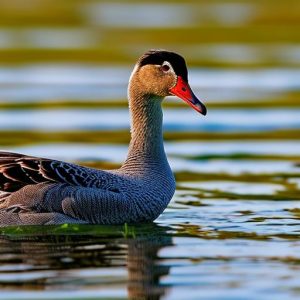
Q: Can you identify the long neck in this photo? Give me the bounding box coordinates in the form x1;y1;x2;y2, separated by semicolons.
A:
122;83;168;173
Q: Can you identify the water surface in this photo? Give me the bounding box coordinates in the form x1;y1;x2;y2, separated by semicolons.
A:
0;0;300;299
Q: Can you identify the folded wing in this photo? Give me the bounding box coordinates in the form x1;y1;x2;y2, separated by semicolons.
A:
0;152;102;193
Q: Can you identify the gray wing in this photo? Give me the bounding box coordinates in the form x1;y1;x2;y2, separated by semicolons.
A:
0;151;105;193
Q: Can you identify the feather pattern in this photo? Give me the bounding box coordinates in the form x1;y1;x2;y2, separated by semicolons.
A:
0;152;114;192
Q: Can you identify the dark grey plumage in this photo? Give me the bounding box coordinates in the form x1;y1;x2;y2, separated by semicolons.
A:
0;151;175;226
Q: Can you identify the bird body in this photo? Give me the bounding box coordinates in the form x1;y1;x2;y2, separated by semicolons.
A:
0;50;206;226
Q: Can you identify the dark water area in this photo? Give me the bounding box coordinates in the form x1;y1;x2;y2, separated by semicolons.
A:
0;0;300;299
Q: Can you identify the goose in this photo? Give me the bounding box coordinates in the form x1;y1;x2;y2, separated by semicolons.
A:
0;50;206;226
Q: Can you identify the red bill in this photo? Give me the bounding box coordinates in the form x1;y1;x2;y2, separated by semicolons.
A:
170;76;206;115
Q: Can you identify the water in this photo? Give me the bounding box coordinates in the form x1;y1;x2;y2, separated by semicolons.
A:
0;0;300;299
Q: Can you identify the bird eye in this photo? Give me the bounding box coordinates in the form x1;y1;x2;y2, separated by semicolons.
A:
161;64;170;72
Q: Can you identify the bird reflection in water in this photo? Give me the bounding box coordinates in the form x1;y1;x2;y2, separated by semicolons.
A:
0;223;172;299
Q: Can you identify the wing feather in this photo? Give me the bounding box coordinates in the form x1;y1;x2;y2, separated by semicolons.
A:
0;152;103;193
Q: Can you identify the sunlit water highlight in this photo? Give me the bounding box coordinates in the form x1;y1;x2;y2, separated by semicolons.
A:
1;108;300;131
